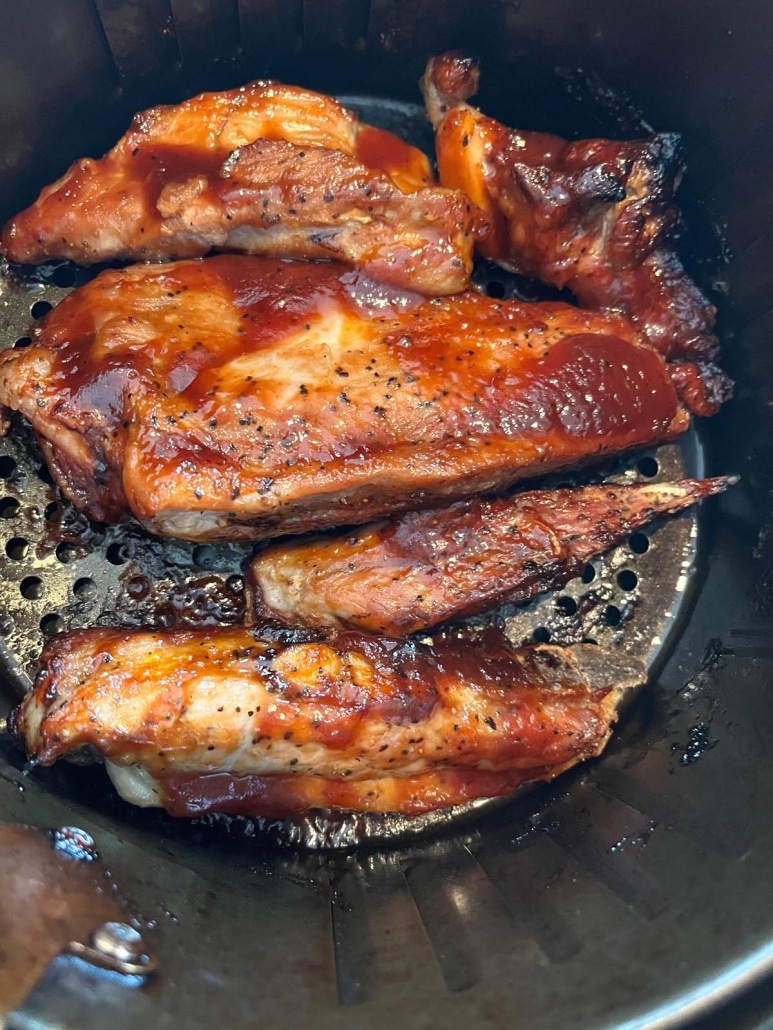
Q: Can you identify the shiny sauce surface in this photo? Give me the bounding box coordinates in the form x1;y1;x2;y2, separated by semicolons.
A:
20;624;621;818
44;256;676;434
354;124;433;192
158;765;544;818
17;255;683;530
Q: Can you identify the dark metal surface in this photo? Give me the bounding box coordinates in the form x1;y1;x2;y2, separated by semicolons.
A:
0;0;771;1026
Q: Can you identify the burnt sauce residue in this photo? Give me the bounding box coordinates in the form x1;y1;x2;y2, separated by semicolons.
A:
673;721;718;766
112;541;247;630
39;485;249;634
667;638;724;769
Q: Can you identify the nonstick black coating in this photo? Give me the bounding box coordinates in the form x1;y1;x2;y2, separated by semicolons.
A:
0;2;772;1028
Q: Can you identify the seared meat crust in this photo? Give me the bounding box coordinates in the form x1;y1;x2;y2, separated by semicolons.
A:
247;477;733;635
13;626;645;817
0;256;689;541
422;52;732;413
2;80;481;295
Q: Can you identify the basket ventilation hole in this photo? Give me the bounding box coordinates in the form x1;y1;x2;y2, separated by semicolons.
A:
581;563;596;584
226;575;244;594
617;569;638;591
20;576;44;600
55;542;77;564
73;577;97;600
0;497;20;519
106;542;128;565
0;456;17;478
555;595;577;615
193;544;216;568
13;337;31;349
37;463;55;485
605;604;622;627
5;537;29;560
629;532;650;554
637;456;659;478
485;280;506;298
52;265;76;288
30;300;52;319
533;626;551;643
45;502;60;521
126;576;150;600
40;613;64;637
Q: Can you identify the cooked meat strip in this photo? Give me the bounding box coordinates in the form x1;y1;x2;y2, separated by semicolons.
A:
422;52;732;413
247;477;734;636
0;256;690;542
1;80;481;295
13;627;645;818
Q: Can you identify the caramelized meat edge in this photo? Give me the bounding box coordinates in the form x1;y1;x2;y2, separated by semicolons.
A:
0;256;688;542
422;52;732;414
13;627;645;817
247;477;734;635
2;79;482;295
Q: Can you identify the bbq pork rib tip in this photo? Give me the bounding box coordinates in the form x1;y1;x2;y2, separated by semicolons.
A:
0;256;693;542
13;627;645;818
1;80;482;295
247;477;734;636
422;51;732;411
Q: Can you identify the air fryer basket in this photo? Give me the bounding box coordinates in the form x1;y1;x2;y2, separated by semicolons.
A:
0;1;772;1027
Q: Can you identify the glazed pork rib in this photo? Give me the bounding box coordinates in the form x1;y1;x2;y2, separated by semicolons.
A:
0;256;692;542
422;52;731;405
13;626;645;818
247;477;733;636
1;80;481;295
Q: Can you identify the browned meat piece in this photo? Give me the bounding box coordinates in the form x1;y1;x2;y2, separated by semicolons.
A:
13;626;645;818
0;256;690;542
247;477;734;636
422;52;733;412
1;80;482;296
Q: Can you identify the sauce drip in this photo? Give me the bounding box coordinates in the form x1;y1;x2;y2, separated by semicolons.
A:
159;766;543;819
15;256;684;534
